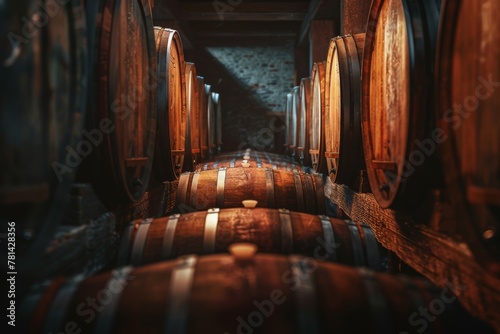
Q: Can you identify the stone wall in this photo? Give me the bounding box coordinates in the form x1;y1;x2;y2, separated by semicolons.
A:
186;38;295;153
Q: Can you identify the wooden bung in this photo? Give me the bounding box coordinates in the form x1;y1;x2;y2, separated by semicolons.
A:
176;168;326;214
116;207;384;269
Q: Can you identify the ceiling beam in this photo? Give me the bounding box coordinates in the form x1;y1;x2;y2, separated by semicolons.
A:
297;0;323;46
297;0;339;46
153;0;196;49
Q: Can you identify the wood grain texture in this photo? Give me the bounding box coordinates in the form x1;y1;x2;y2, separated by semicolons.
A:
81;0;156;208
435;0;500;268
151;27;187;183
362;0;441;209
185;62;200;165
325;180;500;332
325;34;365;188
23;254;494;334
340;0;371;35
176;167;325;214
118;208;384;269
310;61;328;174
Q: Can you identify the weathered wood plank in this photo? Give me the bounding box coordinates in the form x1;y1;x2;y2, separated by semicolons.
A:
325;179;500;331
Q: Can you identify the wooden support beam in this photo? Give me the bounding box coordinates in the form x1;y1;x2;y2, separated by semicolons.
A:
309;19;335;70
153;0;196;49
326;180;500;332
340;0;371;35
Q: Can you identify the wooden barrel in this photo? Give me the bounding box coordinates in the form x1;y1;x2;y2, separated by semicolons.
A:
325;34;365;187
195;158;304;173
309;61;328;174
362;0;441;209
185;62;200;166
198;79;209;160
297;77;311;166
176;167;325;214
80;0;157;208
151;27;188;183
21;254;493;334
217;150;294;163
288;86;300;158
212;92;223;154
436;0;500;262
117;208;383;269
283;92;293;154
0;0;86;273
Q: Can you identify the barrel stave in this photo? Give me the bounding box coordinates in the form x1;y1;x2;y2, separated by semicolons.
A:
22;254;493;334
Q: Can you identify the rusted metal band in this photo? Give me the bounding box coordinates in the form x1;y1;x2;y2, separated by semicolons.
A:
176;172;190;207
161;214;181;259
130;218;154;266
164;255;198;334
265;169;276;207
216;168;227;208
254;151;262;168
94;266;134;334
360;223;381;270
263;151;273;164
314;174;325;214
279;209;294;253
289;256;320;334
189;172;201;208
293;171;305;212
357;267;392;333
345;220;365;266
43;274;87;334
203;208;220;254
303;175;315;213
116;223;135;266
318;215;337;262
